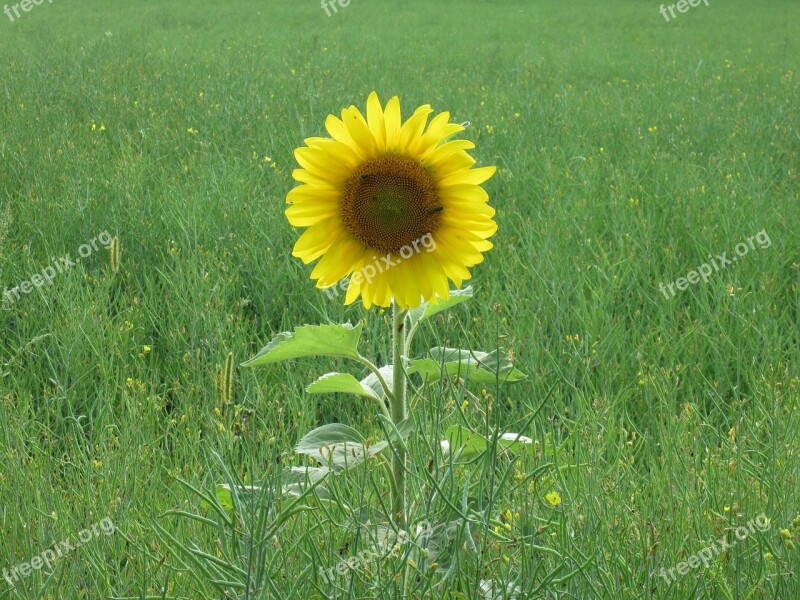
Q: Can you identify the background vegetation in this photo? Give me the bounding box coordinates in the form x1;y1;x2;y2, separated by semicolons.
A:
0;0;798;598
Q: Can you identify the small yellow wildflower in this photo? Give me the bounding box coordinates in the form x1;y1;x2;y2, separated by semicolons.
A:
545;491;562;507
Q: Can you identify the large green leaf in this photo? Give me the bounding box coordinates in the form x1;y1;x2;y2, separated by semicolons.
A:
442;425;536;458
360;365;393;400
306;372;380;400
280;466;332;499
408;348;526;385
378;416;415;444
241;323;363;368
212;484;261;512
406;287;473;329
295;423;387;471
209;466;333;512
296;423;364;451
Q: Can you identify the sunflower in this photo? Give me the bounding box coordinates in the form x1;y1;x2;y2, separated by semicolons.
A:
286;92;497;309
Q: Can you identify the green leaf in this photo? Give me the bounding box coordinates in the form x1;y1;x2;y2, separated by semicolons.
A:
215;484;234;511
296;423;364;451
408;348;526;385
280;466;331;499
282;465;330;486
306;372;380;400
360;365;393;400
496;432;537;453
442;425;537;458
241;323;363;368
205;483;263;514
442;425;488;457
406;286;473;329
295;423;387;471
378;416;415;444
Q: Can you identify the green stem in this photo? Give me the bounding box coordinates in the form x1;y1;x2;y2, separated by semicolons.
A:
391;301;408;528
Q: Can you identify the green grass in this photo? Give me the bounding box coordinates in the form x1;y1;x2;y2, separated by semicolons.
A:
1;0;799;598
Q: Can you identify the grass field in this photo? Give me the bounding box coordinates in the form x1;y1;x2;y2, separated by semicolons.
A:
1;0;799;598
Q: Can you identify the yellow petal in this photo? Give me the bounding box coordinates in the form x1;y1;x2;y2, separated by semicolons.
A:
292;168;338;187
469;238;494;252
310;237;365;286
398;104;433;154
428;239;473;285
431;152;476;178
292;224;346;264
434;231;486;265
416;252;450;300
439;165;497;188
441;213;498;235
387;259;426;308
422;139;475;166
416;112;459;153
341;105;378;158
366;91;386;151
344;272;363;306
439;184;490;204
324;114;352;144
368;271;392;308
286;185;339;205
294;147;352;184
285;203;340;227
383;96;402;151
324;114;368;160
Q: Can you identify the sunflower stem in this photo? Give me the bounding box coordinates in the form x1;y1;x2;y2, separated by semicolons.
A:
391;301;408;528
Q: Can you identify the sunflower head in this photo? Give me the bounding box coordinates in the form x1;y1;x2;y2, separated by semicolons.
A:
286;92;497;309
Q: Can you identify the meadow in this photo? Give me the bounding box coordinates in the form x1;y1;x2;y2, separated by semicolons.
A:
0;0;799;598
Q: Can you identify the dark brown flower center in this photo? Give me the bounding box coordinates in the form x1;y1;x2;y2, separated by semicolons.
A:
341;154;441;254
